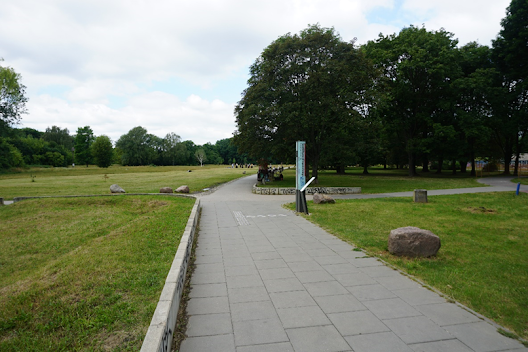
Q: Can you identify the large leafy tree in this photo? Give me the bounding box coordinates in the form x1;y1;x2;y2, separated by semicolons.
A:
115;126;157;166
364;26;460;176
492;0;528;175
162;132;185;166
74;126;95;167
43;126;74;150
0;59;28;135
234;24;379;181
91;135;113;168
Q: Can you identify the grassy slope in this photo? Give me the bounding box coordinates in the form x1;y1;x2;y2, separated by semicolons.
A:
0;165;256;199
287;192;528;339
0;196;195;351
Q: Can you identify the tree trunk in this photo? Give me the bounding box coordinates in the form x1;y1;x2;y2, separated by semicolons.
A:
460;160;467;173
470;152;476;177
363;165;369;174
422;155;429;173
408;152;417;177
436;157;443;174
336;165;345;174
451;159;457;175
503;149;512;175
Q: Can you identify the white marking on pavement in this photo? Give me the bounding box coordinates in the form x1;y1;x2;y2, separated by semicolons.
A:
233;211;250;226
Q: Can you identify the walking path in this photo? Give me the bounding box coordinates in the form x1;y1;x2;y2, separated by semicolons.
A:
180;176;526;351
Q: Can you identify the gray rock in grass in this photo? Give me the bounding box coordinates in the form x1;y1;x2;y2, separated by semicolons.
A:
110;184;126;193
388;226;440;257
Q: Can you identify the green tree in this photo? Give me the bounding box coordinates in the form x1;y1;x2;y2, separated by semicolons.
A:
74;126;95;167
91;135;113;168
162;132;185;166
215;138;238;164
234;24;379;182
115;126;157;166
364;26;461;176
0;138;24;168
492;0;528;175
43;126;74;150
0;59;28;135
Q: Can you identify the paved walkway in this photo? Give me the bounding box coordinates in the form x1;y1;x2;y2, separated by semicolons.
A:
181;176;527;352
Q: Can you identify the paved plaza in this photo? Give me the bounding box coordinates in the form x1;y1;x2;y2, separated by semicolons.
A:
180;176;526;352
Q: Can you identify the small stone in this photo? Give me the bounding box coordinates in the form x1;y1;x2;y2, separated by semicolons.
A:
110;184;125;193
388;226;441;257
313;192;335;204
160;187;173;193
176;185;190;193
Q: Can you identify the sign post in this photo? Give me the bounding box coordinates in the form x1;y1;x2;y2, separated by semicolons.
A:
296;141;308;213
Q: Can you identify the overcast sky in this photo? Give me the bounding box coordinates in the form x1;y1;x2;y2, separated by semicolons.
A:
1;0;511;145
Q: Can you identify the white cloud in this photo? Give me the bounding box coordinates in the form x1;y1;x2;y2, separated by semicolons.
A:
1;0;513;147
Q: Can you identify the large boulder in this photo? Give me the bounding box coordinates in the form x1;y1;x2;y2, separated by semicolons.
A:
388;226;441;258
110;184;125;193
313;192;335;204
175;185;190;193
160;187;173;193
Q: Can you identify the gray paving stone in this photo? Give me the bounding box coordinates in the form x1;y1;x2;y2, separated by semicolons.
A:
327;310;390;336
303;248;338;257
194;263;224;274
191;270;226;285
286;325;352;352
409;339;475;352
445;321;526;352
287;260;323;273
332;272;377;287
376;274;422;290
247;245;276;253
259;267;296;280
189;283;227;298
276;305;331;328
224;256;255;267
295;270;335;283
281;253;313;263
231;300;279;322
228;286;270;303
415;303;481;326
322;263;360;275
383;316;454;344
186;313;233;337
233;317;289;346
313;255;349;265
270;290;317;309
347;283;398;301
362;298;422;320
195;254;223;264
313;294;366;314
263;277;305;293
304;280;350;296
236;342;294;352
393;287;446;306
225;265;258;277
345;331;413;352
180;334;235;352
226;274;264;289
349;257;384;267
187;296;230;315
250;251;282;260
254;258;288;270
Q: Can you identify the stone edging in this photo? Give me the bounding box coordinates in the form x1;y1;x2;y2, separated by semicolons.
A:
140;197;201;352
252;183;361;195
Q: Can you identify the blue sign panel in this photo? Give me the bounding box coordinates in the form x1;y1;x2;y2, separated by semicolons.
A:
296;141;306;190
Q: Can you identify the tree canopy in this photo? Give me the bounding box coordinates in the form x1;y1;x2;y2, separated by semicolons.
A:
234;24;379;181
0;59;28;135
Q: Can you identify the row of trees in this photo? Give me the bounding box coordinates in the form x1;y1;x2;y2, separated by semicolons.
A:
234;0;527;178
0;123;250;169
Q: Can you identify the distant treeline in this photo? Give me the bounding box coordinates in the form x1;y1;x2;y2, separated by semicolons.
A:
0;125;254;169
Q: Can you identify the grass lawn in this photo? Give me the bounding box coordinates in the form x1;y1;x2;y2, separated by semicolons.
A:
0;165;256;200
286;192;528;341
260;167;487;193
0;196;196;351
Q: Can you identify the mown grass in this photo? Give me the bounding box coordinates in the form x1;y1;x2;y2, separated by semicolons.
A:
287;192;528;340
0;165;256;200
0;196;196;351
261;167;487;193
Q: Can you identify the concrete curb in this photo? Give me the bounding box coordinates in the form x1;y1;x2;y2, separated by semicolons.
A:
140;197;201;352
252;183;361;195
